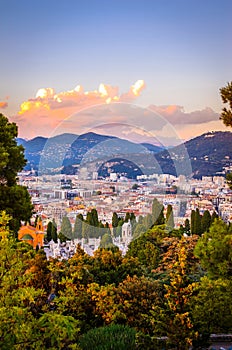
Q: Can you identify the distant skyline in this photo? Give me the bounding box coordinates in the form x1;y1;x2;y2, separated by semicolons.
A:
0;0;231;144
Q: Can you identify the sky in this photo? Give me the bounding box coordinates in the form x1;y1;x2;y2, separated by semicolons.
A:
0;0;232;145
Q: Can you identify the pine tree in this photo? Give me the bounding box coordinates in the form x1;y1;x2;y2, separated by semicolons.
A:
220;81;232;127
0;114;33;233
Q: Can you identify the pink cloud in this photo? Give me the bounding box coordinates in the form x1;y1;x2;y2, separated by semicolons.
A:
0;101;8;109
149;105;219;124
11;81;145;138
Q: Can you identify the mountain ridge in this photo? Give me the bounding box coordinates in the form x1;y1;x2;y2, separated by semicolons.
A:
17;130;232;179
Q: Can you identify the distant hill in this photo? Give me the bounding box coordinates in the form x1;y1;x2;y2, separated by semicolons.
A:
155;131;232;178
18;130;232;179
140;142;165;153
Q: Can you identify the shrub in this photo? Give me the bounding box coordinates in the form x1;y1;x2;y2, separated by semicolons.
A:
78;324;136;350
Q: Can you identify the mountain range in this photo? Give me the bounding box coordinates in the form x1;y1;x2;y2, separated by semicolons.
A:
17;131;232;179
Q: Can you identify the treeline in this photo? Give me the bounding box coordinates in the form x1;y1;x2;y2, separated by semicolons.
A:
45;199;218;245
1;210;232;349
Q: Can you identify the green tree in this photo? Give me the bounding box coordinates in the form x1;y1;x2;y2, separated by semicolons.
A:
220;81;232;127
190;210;196;235
112;212;119;237
60;216;72;240
89;275;162;335
152;198;165;226
0;211;80;349
201;210;211;233
160;236;200;349
184;218;190;235
143;213;153;230
88;208;99;227
191;277;232;345
0;114;33;233
129;212;137;234
85;209;100;238
82;221;91;240
115;218;124;237
133;223;147;239
194;219;232;279
73;213;84;239
124;212;130;223
79;324;136;350
195;208;202;235
126;226;164;271
99;232;114;249
51;218;58;242
166;204;175;230
46;221;53;242
211;211;218;224
191;208;202;235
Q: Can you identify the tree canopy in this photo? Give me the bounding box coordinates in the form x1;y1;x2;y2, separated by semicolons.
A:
1;210;232;349
220;81;232;127
0;114;33;232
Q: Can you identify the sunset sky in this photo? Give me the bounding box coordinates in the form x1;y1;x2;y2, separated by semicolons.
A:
0;0;231;145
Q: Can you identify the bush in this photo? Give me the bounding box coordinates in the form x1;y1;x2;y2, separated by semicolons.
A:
78;324;136;350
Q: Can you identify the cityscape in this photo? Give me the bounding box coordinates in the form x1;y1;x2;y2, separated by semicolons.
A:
1;0;232;349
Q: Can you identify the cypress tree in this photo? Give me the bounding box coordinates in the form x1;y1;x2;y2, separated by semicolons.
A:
73;213;83;239
194;208;202;235
91;208;99;227
112;212;119;236
184;218;190;235
152;198;165;226
201;210;211;233
211;211;218;224
166;204;175;230
190;210;196;235
60;216;72;240
143;213;153;230
99;232;114;249
125;212;130;223
46;221;52;242
51;219;58;242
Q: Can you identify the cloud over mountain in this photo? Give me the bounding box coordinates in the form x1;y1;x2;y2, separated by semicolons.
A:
9;80;226;144
18;80;145;116
11;81;145;139
149;105;219;125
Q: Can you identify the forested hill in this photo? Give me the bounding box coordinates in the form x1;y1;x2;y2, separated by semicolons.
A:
154;131;232;178
17;131;232;178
